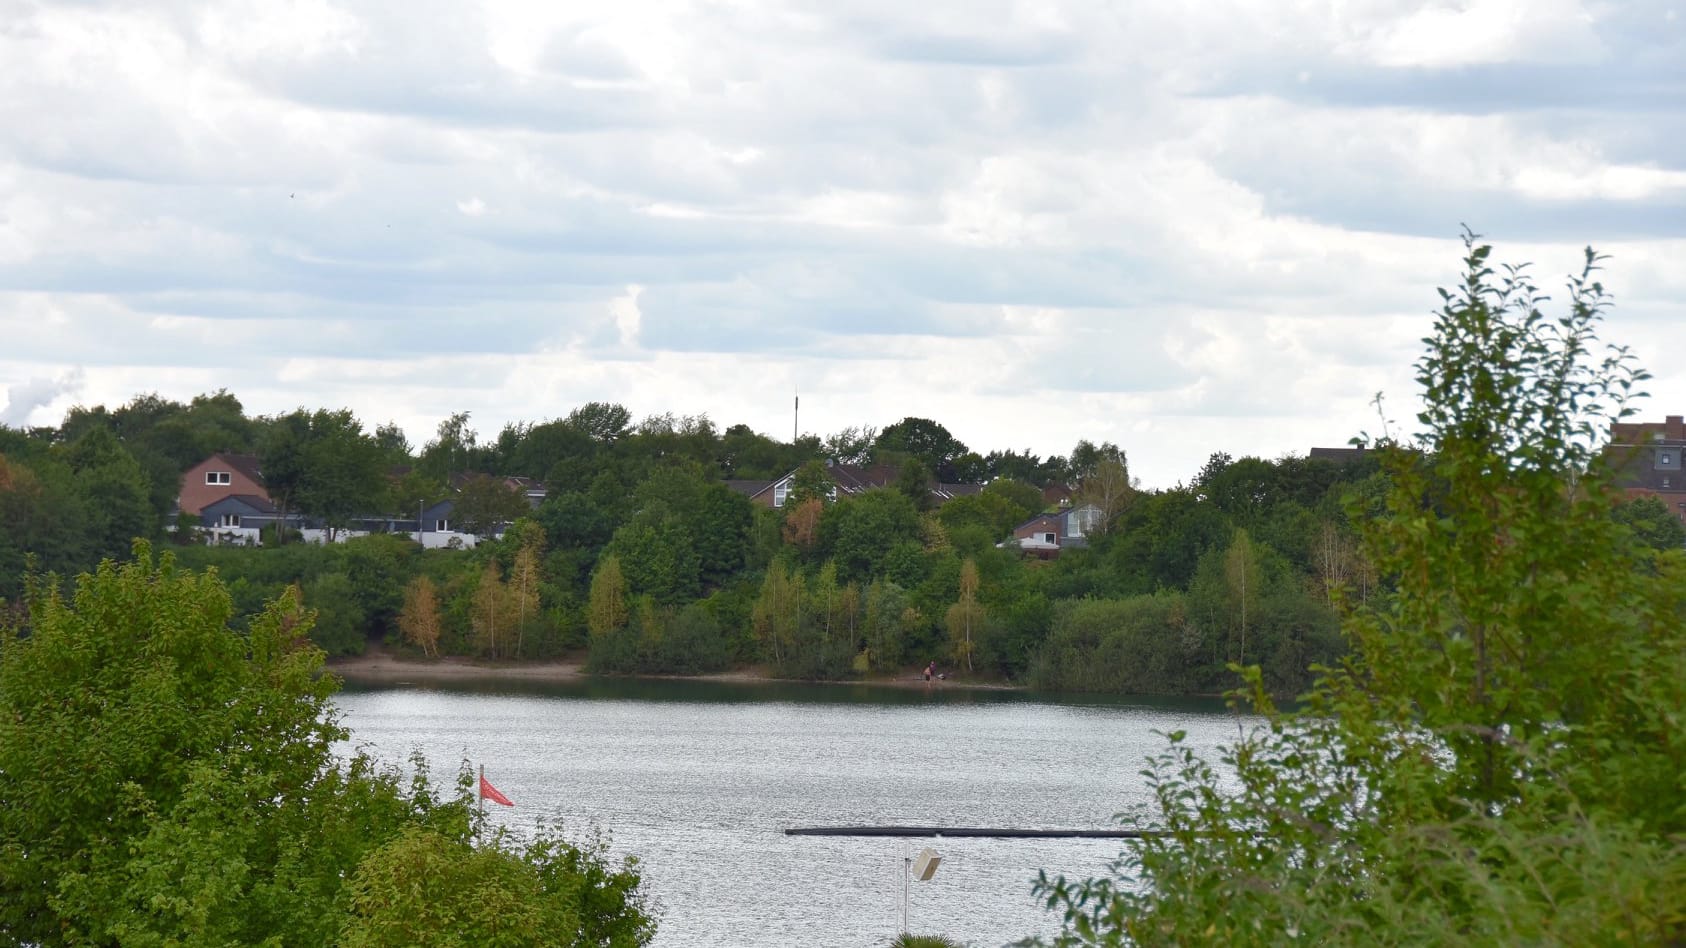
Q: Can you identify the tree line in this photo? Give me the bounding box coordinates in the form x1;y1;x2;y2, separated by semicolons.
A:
4;381;1680;696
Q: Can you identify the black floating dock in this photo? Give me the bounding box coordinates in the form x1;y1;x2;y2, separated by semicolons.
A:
784;826;1162;839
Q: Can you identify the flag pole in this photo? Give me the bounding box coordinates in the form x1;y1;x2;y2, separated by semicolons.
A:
477;763;485;835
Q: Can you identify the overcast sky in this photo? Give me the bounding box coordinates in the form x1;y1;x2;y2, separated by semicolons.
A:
2;0;1682;486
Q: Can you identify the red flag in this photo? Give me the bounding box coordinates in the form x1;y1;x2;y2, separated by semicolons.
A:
479;773;514;807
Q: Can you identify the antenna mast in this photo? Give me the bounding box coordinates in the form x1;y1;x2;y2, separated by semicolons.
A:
793;387;799;444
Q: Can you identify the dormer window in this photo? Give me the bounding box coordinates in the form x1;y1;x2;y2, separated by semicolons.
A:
206;471;231;485
772;478;791;508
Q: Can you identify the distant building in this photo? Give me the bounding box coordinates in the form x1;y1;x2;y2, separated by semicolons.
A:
1006;503;1103;558
178;453;267;515
1308;446;1367;465
1606;414;1686;526
741;461;982;509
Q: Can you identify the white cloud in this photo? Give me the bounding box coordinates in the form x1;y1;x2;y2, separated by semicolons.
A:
0;0;1681;486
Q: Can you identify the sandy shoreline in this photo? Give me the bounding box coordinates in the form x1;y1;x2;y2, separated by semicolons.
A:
326;648;1024;691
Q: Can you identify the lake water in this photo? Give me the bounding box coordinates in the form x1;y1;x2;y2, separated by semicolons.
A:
333;678;1245;948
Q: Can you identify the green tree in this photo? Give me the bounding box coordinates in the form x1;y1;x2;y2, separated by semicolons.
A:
587;554;630;638
471;561;512;658
874;417;969;481
1612;494;1686;552
1075;455;1135;535
1034;235;1686;945
751;559;802;666
63;425;154;557
944;558;983;673
455;474;531;539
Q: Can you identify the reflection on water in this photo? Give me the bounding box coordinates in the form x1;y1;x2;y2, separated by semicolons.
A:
334;679;1242;948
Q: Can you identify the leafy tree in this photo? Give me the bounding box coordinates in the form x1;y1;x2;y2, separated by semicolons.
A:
1034;235;1686;945
63;425;154;557
822;425;877;465
781;496;824;552
874;417;969;481
566;402;632;445
398;576;444;657
1612;494;1686;552
258;408;386;541
455;474;531;539
1220;528;1258;667
1075;456;1134;534
944;558;983;673
751;559;802;666
509;524;544;658
471;561;513;658
587;554;630;639
820;489;922;583
787;460;835;506
304;573;369;655
418;410;480;483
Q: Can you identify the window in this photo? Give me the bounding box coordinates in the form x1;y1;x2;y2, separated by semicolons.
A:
218;513;240;528
1662;452;1674;466
205;471;231;485
772;478;791;508
1665;477;1673;489
1043;532;1057;544
435;519;450;532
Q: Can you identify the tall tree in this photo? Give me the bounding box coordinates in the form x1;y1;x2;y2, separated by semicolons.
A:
874;417;970;481
751;560;802;666
1075;455;1135;534
944;558;983;673
470;561;511;658
397;576;443;657
62;426;153;557
1221;529;1258;666
1036;234;1686;945
587;555;629;639
454;475;530;538
508;526;544;658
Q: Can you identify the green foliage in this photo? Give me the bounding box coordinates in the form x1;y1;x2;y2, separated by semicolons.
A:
1032;234;1686;945
342;825;652;948
1612;494;1686;553
454;475;532;538
0;544;655;946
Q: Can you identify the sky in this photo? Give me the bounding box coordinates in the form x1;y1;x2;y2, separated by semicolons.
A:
1;0;1682;487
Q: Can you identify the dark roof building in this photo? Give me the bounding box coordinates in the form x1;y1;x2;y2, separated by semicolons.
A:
1606;414;1686;527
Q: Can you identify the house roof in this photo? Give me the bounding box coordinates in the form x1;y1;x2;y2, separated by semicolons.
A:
211;453;265;483
757;462;986;507
726;479;773;497
1308;446;1367;464
201;493;278;515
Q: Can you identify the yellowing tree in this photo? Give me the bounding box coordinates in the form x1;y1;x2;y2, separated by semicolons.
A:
470;561;512;658
751;560;801;665
945;558;983;673
587;554;629;639
397;577;443;658
508;529;544;658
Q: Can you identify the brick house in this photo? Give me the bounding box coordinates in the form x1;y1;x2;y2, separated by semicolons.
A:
1007;503;1103;557
1606;414;1686;527
179;453;267;516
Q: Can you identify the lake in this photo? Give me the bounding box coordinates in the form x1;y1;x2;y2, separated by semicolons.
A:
333;678;1245;948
